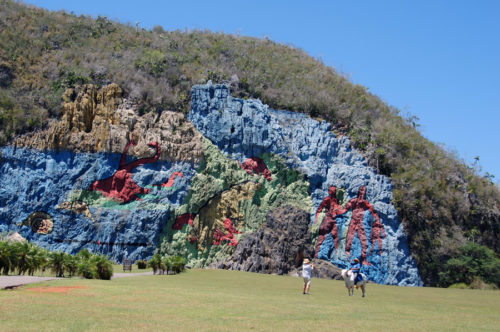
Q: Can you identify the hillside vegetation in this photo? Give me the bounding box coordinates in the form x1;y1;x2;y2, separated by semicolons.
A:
0;0;498;286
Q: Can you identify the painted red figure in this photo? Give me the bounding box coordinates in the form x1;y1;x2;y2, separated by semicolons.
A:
89;141;160;203
369;219;386;256
313;186;343;258
239;157;272;181
213;218;241;246
339;186;380;265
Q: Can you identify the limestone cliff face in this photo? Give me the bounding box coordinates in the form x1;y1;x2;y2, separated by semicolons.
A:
188;83;422;285
15;84;203;163
2;84;203;261
0;82;422;285
216;205;314;275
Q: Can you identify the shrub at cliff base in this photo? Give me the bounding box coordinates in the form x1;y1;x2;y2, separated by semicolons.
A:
92;254;113;280
148;253;186;275
439;242;500;288
136;259;147;269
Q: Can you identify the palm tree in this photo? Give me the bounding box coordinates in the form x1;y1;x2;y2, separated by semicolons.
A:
76;248;92;261
64;253;78;277
0;241;13;275
92;254;113;280
27;245;47;276
77;259;96;279
163;256;174;275
37;248;50;276
13;242;34;275
148;253;162;275
49;251;66;277
171;256;187;274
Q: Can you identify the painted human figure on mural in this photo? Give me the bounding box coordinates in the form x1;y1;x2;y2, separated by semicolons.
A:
369;219;386;256
339;186;380;265
313;186;343;258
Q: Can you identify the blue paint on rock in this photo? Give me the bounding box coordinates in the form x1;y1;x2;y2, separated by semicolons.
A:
0;146;196;262
189;83;422;286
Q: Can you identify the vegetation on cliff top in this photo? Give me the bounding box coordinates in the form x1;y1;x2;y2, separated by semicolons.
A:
0;0;498;286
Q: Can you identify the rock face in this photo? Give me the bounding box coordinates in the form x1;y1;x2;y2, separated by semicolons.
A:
1;84;202;261
159;138;313;268
15;84;203;163
0;82;422;285
0;146;196;261
215;205;313;275
6;232;26;244
310;259;343;280
188;83;422;286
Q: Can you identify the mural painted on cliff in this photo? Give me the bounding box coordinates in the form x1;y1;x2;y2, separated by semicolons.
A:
0;82;422;285
17;212;55;234
160;137;313;268
88;141;162;203
0;145;196;261
65;141;186;213
314;185;388;267
187;83;422;286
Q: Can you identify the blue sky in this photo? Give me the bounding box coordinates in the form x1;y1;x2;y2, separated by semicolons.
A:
24;0;500;182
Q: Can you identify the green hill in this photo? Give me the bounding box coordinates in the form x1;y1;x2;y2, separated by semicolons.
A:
0;0;498;286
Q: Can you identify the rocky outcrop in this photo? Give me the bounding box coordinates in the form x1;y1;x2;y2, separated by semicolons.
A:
1;83;202;261
6;232;26;244
215;205;313;275
0;82;422;285
310;259;343;280
159;138;313;268
15;84;203;163
192;181;260;251
0;145;197;261
189;83;422;286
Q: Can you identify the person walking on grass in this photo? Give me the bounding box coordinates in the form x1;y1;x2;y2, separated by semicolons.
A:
302;258;314;294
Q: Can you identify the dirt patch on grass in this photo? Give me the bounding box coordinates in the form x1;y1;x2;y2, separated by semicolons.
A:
27;285;89;294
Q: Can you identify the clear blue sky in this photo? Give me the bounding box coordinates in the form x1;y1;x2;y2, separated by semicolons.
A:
24;0;500;182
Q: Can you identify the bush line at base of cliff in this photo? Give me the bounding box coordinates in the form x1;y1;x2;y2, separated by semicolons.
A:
0;239;113;280
147;253;187;275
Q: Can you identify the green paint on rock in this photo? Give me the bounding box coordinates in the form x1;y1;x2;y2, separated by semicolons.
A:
159;139;313;268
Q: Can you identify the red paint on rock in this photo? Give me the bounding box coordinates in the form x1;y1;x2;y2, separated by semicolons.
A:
339;186;380;265
156;171;184;188
314;186;342;258
239;157;272;181
89;141;161;203
173;213;195;230
213;218;241;246
369;219;386;256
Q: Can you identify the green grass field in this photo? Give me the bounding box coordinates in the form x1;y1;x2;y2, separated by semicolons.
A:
0;269;498;331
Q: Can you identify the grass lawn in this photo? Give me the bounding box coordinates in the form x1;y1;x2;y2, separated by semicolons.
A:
2;264;151;277
0;269;498;331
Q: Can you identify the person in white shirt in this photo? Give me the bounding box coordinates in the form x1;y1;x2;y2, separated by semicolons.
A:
302;258;314;294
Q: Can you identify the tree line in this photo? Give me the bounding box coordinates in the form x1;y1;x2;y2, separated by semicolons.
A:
0;238;113;280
